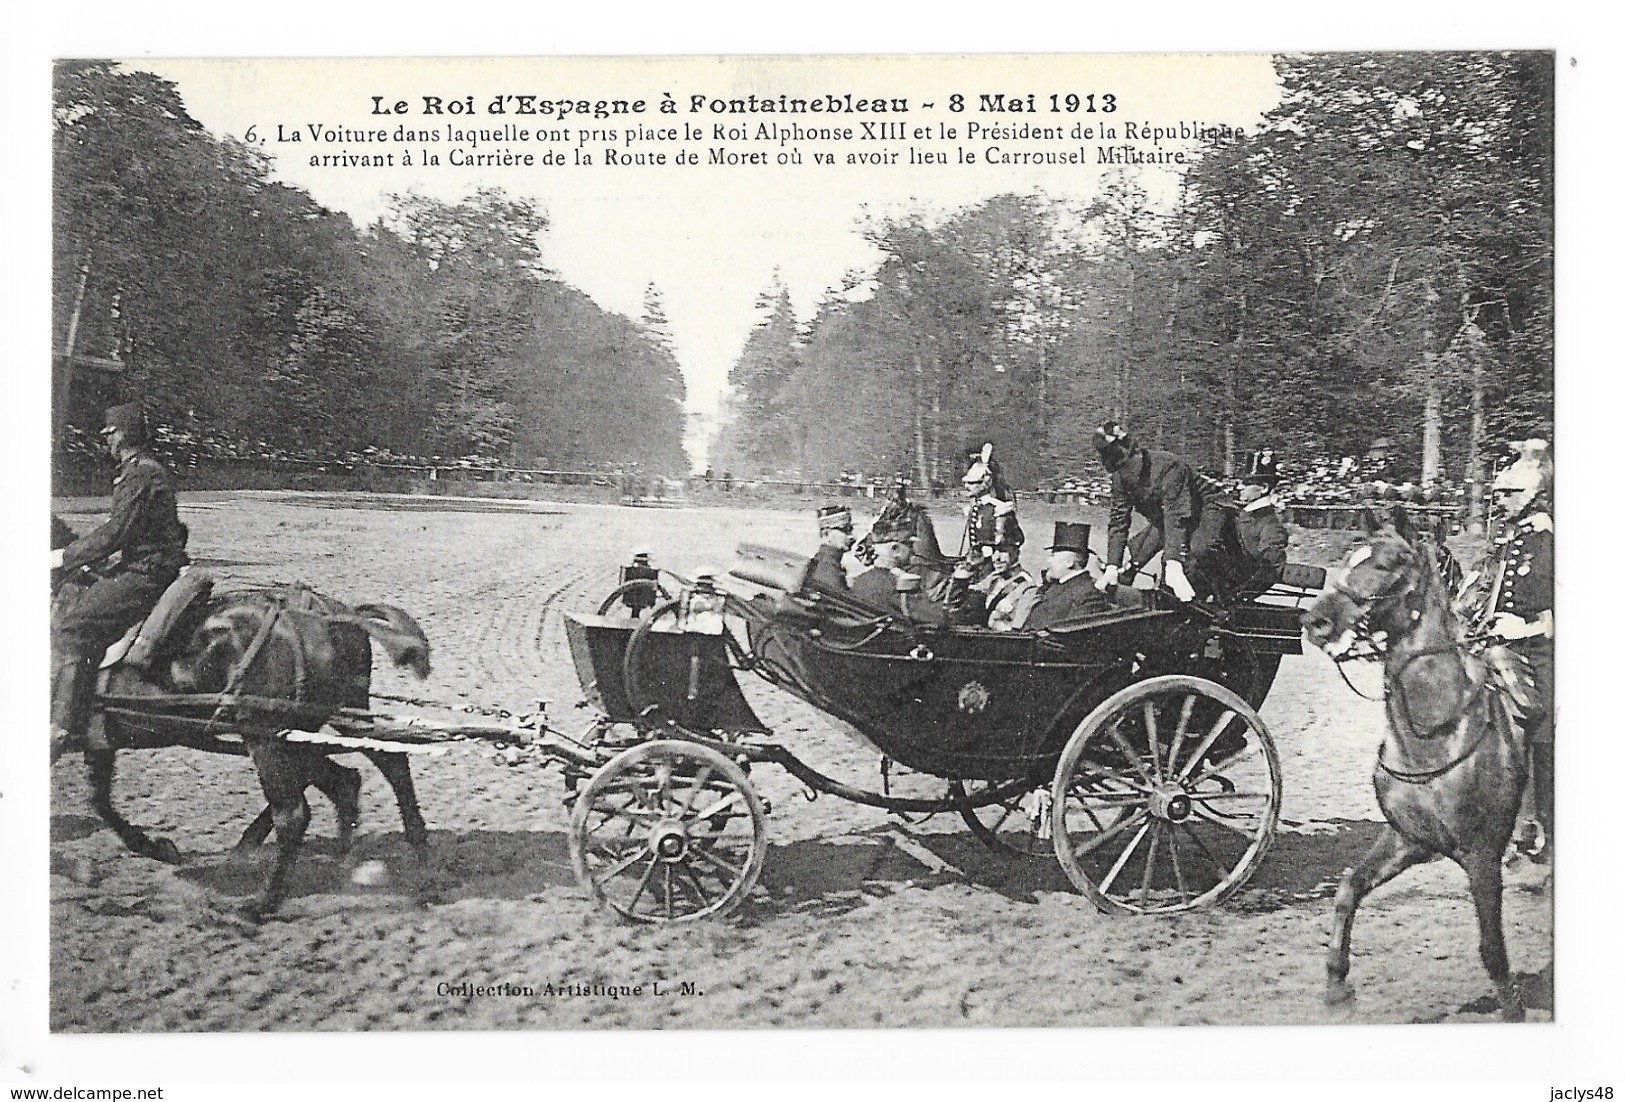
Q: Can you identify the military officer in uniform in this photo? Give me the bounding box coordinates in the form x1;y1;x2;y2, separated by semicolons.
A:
960;443;1023;567
1093;421;1228;603
1231;449;1290;598
973;538;1041;631
1484;439;1555;863
810;504;855;591
51;404;190;760
849;527;949;626
1026;522;1112;631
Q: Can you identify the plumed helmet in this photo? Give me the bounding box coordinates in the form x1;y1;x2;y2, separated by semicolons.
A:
1093;421;1137;473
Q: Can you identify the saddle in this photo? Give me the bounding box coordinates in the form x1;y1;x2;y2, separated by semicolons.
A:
99;568;215;671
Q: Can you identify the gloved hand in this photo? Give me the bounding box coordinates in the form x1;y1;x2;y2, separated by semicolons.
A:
1095;565;1119;592
50;548;64;570
1165;560;1196;602
1490;611;1550;641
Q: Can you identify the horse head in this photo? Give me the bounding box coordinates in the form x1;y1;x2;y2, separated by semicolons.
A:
1302;506;1435;657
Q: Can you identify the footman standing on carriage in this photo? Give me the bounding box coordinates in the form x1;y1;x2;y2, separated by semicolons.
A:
1484;438;1555;864
1231;449;1290;597
1093;421;1227;603
50;403;189;761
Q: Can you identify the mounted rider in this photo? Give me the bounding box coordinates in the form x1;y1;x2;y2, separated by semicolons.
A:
1093;421;1231;604
960;443;1023;568
1482;438;1555;863
51;403;190;761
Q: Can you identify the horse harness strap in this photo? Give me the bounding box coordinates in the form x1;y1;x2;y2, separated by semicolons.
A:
202;601;288;734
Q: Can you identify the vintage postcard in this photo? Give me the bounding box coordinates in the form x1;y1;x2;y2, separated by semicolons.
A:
16;44;1594;1085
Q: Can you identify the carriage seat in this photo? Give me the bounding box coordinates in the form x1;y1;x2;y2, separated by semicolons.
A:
99;567;215;670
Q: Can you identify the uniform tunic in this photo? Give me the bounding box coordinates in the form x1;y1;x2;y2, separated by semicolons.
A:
963;495;1024;559
849;566;948;626
1490;511;1554;744
808;543;850;592
1231;497;1289;596
974;566;1040;631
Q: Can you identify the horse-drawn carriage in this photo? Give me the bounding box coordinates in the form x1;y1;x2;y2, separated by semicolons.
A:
56;523;1326;925
548;544;1328;922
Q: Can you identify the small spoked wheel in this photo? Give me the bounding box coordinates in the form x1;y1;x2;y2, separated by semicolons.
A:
596;579;673;618
1050;674;1280;915
569;740;767;923
952;779;1052;858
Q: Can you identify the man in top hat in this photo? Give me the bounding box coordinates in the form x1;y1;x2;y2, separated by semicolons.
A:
1026;522;1112;631
50;403;190;760
1229;449;1289;598
961;443;1023;565
1093;421;1226;603
810;504;855;591
1484;438;1555;865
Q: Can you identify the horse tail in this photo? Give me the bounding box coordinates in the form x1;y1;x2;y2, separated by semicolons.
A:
351;603;433;680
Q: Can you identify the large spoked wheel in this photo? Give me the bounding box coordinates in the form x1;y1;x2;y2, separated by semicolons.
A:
1050;674;1281;915
952;779;1051;858
569;740;768;923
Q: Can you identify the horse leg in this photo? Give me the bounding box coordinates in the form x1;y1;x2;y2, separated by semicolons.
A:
242;738;311;919
1462;848;1526;1022
1326;826;1433;1006
365;750;428;853
85;749;182;865
234;757;362;854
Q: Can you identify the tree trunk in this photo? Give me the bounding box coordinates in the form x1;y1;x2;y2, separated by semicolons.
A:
1420;279;1442;487
55;251;93;450
912;348;930;487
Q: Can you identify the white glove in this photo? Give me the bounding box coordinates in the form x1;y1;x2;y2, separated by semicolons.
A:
1490;611;1551;641
51;548;64;570
1095;565;1119;592
1165;560;1196;602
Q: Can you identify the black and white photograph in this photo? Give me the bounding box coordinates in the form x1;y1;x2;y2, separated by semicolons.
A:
6;23;1616;1092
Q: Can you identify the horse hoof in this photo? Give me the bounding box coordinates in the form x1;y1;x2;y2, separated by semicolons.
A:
238;899;276;923
1325;978;1356;1006
149;837;183;866
1502;992;1527;1023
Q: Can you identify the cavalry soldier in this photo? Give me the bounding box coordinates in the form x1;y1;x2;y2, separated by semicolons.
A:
810;504;855;590
51;403;190;761
960;443;1023;566
1026;522;1111;631
1093;421;1227;603
1483;439;1555;864
1230;449;1289;597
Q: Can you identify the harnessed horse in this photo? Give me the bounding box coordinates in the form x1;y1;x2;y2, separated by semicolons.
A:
1301;507;1532;1020
62;580;433;918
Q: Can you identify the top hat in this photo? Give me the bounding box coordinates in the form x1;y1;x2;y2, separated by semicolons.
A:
1048;521;1092;555
1093;422;1137;473
101;402;148;445
1241;449;1281;485
816;504;854;531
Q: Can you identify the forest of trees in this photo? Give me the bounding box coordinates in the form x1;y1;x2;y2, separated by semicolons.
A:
52;61;689;477
711;52;1554;494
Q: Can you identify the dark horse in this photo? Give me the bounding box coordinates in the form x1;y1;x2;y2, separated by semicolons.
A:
1301;507;1531;1020
64;580;433;918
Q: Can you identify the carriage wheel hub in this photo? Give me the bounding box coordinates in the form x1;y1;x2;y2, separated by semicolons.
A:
1149;785;1192;822
652;822;689;861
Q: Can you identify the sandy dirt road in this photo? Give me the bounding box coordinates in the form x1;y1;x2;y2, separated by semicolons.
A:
47;492;1553;1031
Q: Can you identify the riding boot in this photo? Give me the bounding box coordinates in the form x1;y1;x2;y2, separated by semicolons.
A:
50;654;95;760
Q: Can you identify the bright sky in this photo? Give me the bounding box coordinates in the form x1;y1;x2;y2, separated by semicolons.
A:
141;55;1281;466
